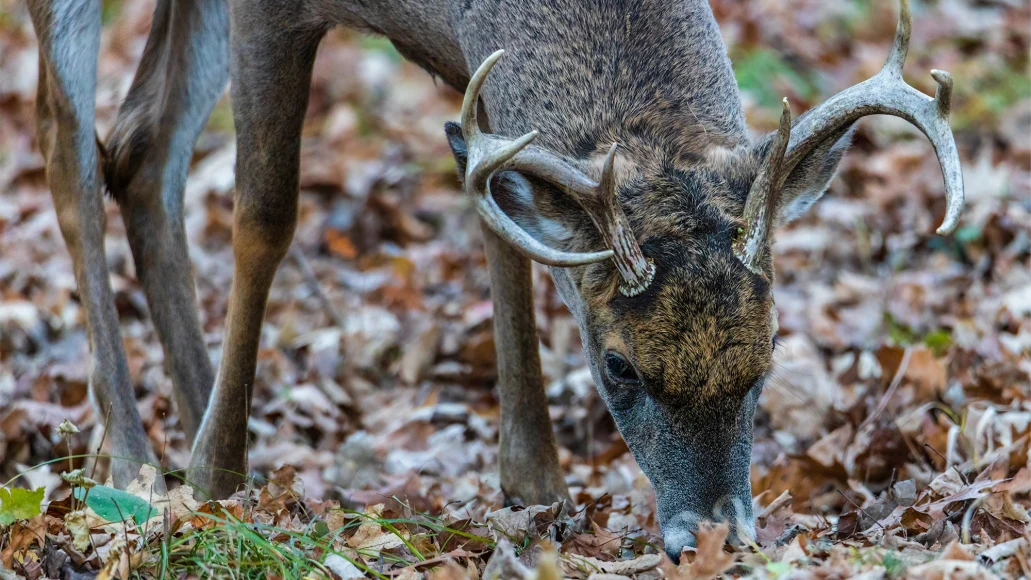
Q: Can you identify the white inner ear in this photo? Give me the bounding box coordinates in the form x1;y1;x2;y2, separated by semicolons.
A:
499;172;575;247
778;194;821;226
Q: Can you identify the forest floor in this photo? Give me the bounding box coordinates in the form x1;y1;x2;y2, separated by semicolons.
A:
1;0;1029;578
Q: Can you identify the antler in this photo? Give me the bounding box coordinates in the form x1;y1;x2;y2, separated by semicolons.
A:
459;50;655;296
779;0;963;235
736;99;791;275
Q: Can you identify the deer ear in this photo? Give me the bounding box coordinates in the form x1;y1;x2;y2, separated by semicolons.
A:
771;124;855;225
445;122;469;175
445;121;579;249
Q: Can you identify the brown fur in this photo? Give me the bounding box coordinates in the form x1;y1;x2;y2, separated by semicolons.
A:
581;152;776;409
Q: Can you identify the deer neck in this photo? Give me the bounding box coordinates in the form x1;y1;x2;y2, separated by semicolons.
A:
451;0;750;164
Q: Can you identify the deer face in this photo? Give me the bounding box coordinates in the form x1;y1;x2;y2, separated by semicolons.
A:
549;161;784;558
448;99;863;555
447;104;865;555
446;87;846;558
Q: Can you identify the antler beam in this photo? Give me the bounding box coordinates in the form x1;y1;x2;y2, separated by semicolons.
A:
458;50;655;296
780;0;963;235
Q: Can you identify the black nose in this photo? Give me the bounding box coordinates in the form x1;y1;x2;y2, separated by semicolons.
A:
662;526;697;564
665;544;684;563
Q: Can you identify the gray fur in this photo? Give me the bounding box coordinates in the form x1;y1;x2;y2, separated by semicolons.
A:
198;0;799;556
32;0;893;558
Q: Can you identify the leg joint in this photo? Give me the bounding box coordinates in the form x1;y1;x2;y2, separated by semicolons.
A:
233;204;297;266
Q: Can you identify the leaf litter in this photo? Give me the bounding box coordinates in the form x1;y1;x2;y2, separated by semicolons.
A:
1;0;1029;578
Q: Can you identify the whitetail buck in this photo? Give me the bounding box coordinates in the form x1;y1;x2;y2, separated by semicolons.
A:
28;0;962;558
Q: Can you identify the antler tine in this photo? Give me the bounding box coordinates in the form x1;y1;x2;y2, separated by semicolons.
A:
780;0;964;235
931;69;953;120
459;51;656;294
459;49;506;141
459;50;614;267
505;142;656;295
884;0;911;75
598;143;655;296
507;142;656;295
737;99;791;275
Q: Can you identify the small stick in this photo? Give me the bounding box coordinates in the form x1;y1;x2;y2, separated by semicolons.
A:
111;500;135;578
142;419;169;544
861;347;912;430
836;490;887;534
924;443;970;485
757;490;792;521
961;495;986;544
82;403;115;510
89;403;114;482
290;245;346;328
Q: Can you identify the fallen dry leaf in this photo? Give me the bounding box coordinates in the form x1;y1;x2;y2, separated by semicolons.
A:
660;521;736;580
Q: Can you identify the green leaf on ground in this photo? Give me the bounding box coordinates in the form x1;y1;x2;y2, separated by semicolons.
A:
0;486;45;526
923;329;953;357
74;485;156;524
766;561;792;577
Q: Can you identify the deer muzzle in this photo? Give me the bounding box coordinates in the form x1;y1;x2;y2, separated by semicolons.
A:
601;378;762;562
661;493;757;562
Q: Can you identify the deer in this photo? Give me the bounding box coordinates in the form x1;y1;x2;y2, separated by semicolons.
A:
26;0;962;558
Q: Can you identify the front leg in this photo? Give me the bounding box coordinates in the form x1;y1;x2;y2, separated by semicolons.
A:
189;3;325;499
481;227;570;506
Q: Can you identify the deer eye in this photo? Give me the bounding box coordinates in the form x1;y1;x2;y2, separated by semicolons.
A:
604;351;641;385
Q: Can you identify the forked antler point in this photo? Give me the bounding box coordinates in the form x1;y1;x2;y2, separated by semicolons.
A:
458;51;661;287
780;0;963;237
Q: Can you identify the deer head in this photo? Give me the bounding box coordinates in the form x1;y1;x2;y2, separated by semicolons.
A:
446;0;962;557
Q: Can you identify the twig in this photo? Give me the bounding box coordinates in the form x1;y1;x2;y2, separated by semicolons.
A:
757;490;792;521
111;501;135;578
860;346;912;430
289;245;346;328
142;418;169;544
82;403;115;509
384;550;481;576
836;489;887;534
961;495;986;544
159;507;171;579
924;443;970;485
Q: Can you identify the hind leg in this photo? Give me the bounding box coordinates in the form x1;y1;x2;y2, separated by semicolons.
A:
27;0;157;489
105;0;228;443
